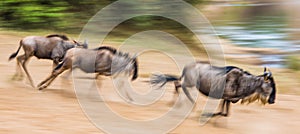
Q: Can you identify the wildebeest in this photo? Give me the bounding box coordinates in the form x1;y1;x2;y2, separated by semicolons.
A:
151;62;276;116
37;46;138;101
8;34;88;87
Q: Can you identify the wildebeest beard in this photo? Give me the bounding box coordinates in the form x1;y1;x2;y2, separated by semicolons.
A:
240;92;268;105
237;75;269;105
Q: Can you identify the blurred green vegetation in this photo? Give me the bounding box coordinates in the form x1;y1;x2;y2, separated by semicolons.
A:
0;0;204;33
0;0;114;32
0;0;207;57
286;55;300;71
105;15;208;57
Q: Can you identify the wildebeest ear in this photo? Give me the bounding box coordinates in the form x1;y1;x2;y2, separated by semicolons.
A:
264;67;267;73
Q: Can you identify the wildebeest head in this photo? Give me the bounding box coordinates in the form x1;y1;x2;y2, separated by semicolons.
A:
260;67;276;104
73;40;88;49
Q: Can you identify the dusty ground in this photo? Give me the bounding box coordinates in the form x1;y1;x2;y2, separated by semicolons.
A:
1;34;300;134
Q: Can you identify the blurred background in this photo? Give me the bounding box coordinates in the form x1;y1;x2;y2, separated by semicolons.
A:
0;0;299;93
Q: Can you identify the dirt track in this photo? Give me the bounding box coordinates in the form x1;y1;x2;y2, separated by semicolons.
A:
1;34;300;134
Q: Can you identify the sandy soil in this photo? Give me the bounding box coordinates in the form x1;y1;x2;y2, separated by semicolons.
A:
1;34;300;134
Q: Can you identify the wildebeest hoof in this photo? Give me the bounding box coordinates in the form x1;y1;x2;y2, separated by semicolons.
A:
222;114;228;117
37;83;43;87
212;112;228;117
202;112;228;117
202;113;214;117
38;86;46;90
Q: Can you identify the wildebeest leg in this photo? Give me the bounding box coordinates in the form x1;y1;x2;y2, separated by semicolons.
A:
212;100;230;117
95;73;100;79
125;89;133;102
174;81;181;94
21;56;35;87
121;78;133;102
12;55;25;80
53;60;71;79
52;60;59;69
114;76;133;102
182;84;195;103
37;75;53;89
61;69;72;79
212;100;226;117
37;67;67;90
223;100;230;116
170;81;181;103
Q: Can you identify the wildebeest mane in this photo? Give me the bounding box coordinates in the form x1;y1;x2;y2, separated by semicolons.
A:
213;65;252;76
46;34;69;40
94;46;138;80
95;46;117;54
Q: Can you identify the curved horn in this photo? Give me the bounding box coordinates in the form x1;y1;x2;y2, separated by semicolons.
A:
268;68;272;77
83;39;88;48
73;40;78;44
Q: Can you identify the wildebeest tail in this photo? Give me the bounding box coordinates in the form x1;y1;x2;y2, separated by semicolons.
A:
9;40;23;61
150;74;180;88
54;60;65;71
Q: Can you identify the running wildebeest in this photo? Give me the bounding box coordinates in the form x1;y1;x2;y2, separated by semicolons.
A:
151;62;276;116
37;46;138;101
8;34;88;87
